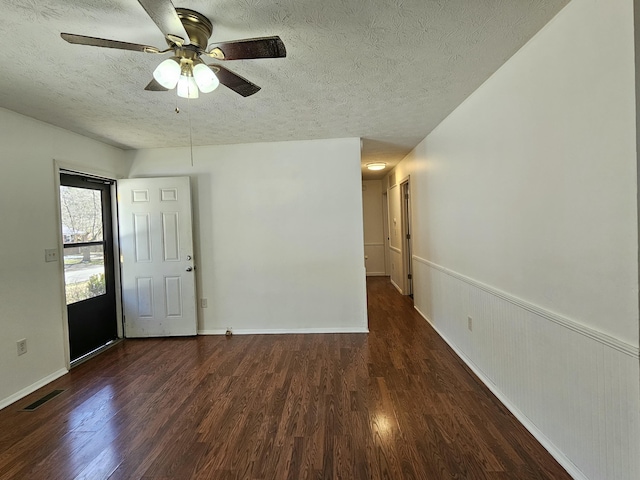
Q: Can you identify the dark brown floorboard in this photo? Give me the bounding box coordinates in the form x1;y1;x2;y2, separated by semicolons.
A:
0;277;572;479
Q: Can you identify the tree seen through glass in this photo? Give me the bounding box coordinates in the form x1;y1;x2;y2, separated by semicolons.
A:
60;186;106;304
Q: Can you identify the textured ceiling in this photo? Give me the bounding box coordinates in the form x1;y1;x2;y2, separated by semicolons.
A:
0;0;568;179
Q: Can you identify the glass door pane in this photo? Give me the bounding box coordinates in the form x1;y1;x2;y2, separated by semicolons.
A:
60;186;104;243
63;245;105;304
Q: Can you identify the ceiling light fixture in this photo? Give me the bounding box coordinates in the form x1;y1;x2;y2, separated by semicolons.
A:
153;57;219;99
366;163;387;171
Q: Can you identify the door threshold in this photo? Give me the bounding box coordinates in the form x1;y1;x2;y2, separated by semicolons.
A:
70;338;122;368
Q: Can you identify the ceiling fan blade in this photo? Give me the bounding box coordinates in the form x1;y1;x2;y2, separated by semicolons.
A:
137;0;189;46
61;33;160;53
213;65;261;97
144;78;169;91
207;36;286;60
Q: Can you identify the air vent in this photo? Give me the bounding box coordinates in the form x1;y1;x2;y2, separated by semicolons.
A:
21;390;65;411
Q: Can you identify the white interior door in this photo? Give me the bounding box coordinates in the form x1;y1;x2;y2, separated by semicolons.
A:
118;177;197;337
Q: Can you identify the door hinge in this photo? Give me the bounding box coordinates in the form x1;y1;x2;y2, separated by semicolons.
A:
404;193;409;199
408;274;412;280
406;233;411;239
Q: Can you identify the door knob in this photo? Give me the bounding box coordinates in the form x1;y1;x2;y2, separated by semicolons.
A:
186;266;193;272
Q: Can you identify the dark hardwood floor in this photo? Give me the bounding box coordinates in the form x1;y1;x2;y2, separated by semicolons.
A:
0;277;572;479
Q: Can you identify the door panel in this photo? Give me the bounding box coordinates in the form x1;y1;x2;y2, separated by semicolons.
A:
118;177;197;337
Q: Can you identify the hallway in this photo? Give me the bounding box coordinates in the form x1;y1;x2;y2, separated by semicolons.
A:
0;277;571;479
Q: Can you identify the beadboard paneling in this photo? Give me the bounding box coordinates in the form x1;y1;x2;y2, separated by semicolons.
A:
389;247;403;293
413;256;640;480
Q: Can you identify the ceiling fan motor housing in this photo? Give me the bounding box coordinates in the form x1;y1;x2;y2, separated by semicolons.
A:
174;8;213;50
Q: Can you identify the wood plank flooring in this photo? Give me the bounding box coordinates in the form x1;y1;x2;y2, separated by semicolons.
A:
0;277;572;479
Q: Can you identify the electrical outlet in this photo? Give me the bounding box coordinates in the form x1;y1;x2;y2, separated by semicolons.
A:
17;339;27;356
467;316;473;331
44;249;58;262
200;298;208;308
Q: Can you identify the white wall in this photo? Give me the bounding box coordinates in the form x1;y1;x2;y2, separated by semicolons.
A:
0;107;128;409
362;180;386;276
393;0;640;479
127;138;368;334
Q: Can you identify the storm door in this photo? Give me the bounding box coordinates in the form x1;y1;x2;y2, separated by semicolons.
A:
60;172;118;361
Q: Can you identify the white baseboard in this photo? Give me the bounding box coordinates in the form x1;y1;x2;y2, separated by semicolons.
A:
413;305;587;480
366;272;387;277
198;327;369;335
0;368;68;411
390;278;403;294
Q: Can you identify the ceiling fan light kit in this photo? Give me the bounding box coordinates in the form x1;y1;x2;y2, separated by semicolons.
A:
60;0;286;99
153;57;219;98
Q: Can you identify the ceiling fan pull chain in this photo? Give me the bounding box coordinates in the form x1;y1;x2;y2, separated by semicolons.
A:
188;97;194;167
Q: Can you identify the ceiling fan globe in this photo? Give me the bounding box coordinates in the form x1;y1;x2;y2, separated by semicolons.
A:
153;58;181;89
193;63;219;93
177;74;199;99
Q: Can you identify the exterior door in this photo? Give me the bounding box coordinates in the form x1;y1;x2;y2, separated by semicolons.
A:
60;173;118;361
118;177;197;337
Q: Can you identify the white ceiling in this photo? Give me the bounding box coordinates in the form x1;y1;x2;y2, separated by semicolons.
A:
0;0;568;179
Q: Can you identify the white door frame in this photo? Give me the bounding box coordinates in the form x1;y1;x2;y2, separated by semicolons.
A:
399;176;413;297
382;190;391;276
53;160;124;369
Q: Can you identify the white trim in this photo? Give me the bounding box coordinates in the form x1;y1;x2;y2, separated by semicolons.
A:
389;245;401;254
398;174;410;186
366;272;387;277
52;161;71;368
55;159;124;181
413;255;639;358
0;368;68;411
413;306;588;480
198;327;369;335
54;160;126;369
390;278;403;294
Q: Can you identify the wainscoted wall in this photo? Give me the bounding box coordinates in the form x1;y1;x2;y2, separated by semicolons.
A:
384;0;640;478
413;257;640;480
364;243;385;275
395;0;640;477
389;247;403;293
362;180;386;276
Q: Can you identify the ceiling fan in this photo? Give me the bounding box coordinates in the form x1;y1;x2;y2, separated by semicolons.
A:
60;0;286;98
